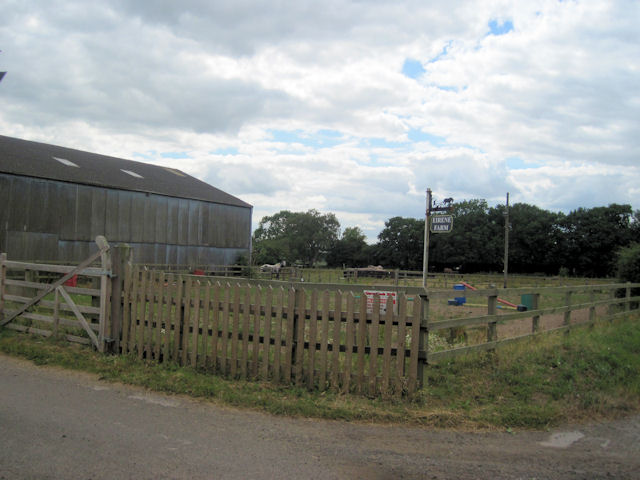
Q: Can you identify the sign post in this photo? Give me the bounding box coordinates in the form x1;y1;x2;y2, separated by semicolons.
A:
422;189;432;288
423;190;454;288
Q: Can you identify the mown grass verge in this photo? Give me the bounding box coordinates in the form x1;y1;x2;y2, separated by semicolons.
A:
1;314;639;431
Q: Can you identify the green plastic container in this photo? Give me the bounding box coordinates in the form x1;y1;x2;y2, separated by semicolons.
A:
520;294;535;311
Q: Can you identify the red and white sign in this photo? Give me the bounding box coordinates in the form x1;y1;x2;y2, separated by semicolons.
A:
364;290;397;314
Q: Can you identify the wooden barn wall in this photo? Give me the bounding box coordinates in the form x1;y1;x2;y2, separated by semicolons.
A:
0;174;251;264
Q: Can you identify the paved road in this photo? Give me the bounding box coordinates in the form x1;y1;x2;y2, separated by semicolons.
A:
1;353;639;479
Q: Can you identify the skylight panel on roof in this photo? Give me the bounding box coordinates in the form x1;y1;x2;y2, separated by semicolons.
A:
53;156;79;167
163;167;186;177
121;169;144;179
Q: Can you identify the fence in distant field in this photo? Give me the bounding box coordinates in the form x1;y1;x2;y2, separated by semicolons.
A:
2;240;639;398
135;263;611;289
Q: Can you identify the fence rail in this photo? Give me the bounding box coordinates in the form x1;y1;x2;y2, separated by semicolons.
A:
2;245;639;399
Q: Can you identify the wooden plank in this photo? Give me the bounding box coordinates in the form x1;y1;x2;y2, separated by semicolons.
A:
120;264;132;354
330;290;342;391
154;271;166;362
531;293;540;333
128;266;140;355
230;284;241;378
172;277;184;362
209;282;221;371
307;289;318;390
283;287;296;382
57;286;100;349
97;237;111;353
0;253;6;326
220;283;231;375
201;281;212;366
251;286;262;378
318;290;330;389
394;294;408;396
181;277;192;366
487;294;497;343
407;293;422;394
270;287;285;382
4;279;101;297
1;310;99;330
3;294;101;315
294;289;306;386
162;274;174;362
356;292;367;394
381;294;394;396
53;288;60;337
144;271;155;360
262;286;273;380
240;285;250;379
191;279;201;367
368;294;381;396
342;292;355;394
564;290;572;329
137;270;148;360
6;323;53;338
3;260;106;276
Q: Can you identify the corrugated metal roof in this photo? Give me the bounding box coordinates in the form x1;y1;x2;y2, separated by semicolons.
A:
0;135;251;209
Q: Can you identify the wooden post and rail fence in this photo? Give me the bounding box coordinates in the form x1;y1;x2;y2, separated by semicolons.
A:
1;237;639;398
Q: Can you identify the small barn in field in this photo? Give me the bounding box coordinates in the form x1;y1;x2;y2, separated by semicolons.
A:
0;135;252;266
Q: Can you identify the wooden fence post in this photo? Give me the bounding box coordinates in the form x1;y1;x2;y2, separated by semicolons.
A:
563;290;572;333
531;293;540;333
96;236;111;354
0;253;6;325
626;283;632;314
487;290;497;344
109;244;131;354
417;293;430;389
589;289;596;326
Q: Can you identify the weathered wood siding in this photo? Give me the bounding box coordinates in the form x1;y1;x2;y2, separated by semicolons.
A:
0;173;251;264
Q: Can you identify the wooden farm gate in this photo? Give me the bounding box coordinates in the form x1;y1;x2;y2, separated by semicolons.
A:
0;236;114;351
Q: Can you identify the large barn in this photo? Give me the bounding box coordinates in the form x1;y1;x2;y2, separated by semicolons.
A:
0;135;252;266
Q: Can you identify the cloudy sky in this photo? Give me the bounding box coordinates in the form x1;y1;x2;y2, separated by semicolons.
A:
1;0;639;241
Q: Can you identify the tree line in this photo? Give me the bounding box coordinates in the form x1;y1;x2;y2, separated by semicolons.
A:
252;201;640;278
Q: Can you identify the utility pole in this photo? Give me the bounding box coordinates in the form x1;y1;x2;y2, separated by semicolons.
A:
503;192;510;288
422;188;432;288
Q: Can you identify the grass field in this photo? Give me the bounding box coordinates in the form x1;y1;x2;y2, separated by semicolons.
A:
2;312;638;430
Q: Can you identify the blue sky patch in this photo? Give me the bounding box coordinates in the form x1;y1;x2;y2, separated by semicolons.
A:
269;129;344;149
133;151;154;160
402;58;425;79
428;42;452;63
160;151;190;159
488;19;514;35
408;128;446;146
212;147;239;155
361;137;407;149
506;157;538;170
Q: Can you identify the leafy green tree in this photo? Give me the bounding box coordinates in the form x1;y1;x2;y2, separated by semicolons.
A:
253;209;340;266
561;204;634;277
617;243;640;282
430;199;501;272
493;203;564;274
374;217;424;270
326;226;369;267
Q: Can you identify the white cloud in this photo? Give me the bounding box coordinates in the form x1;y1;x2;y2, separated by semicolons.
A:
0;0;638;243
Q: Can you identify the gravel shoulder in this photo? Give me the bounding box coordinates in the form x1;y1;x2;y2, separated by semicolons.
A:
1;353;638;480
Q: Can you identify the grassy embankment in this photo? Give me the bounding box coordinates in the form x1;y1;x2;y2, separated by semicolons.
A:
1;311;638;431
